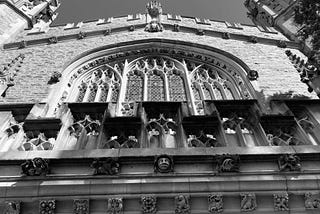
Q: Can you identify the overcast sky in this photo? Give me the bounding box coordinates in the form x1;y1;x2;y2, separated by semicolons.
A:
53;0;252;25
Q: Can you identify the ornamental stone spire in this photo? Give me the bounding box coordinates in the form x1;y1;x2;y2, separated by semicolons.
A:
145;1;164;32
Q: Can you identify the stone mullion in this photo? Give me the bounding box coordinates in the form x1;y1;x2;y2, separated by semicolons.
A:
164;73;170;101
143;71;148;101
82;84;92;102
116;60;129;116
182;60;196;115
94;84;103;102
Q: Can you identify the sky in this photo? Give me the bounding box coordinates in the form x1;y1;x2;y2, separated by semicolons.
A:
53;0;253;25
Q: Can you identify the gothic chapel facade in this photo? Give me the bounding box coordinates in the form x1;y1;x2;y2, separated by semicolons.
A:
0;0;320;213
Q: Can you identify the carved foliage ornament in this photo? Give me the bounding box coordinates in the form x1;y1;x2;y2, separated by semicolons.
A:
175;195;191;214
141;195;157;214
107;198;123;214
216;154;240;173
154;154;174;173
305;192;320;209
39;200;56;214
21;158;50;176
273;193;289;211
73;199;89;214
91;158;120;175
208;194;223;213
240;193;257;212
278;154;301;172
4;201;20;214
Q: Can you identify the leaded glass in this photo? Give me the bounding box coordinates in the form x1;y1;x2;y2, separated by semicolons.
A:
77;83;87;102
87;84;97;102
125;73;144;101
111;86;119;102
168;74;186;101
99;85;108;102
148;73;165;101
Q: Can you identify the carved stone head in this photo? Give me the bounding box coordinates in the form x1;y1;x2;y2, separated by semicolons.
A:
154;155;173;173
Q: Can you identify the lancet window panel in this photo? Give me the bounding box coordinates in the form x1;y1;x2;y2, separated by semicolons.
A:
147;72;165;101
168;71;187;101
125;71;144;102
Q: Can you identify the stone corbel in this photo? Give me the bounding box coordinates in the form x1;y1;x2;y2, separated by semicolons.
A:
21;157;50;176
91;158;120;175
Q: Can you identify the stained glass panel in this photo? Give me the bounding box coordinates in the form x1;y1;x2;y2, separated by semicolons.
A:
125;74;144;101
148;74;165;101
168;74;186;101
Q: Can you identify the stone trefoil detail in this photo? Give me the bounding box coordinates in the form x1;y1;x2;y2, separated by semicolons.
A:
141;195;157;214
39;200;56;214
107;198;123;214
73;199;89;214
145;1;164;32
175;195;191;214
208;194;223;213
240;193;257;212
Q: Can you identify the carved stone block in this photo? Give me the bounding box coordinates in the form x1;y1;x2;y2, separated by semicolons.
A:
39;200;56;214
249;36;258;43
305;192;320;209
4;201;20;214
216;155;240;173
48;71;62;84
277;40;287;48
197;29;205;36
73;199;89;214
48;37;58;44
141;195;157;214
240;193;257;212
274;193;289;211
21;158;50;176
173;24;180;32
91;158;120;175
222;32;231;39
247;70;259;81
175;195;190;214
78;31;86;39
208;194;223;213
154;154;174;173
278;154;301;172
129;25;135;32
104;29;111;36
107;198;123;214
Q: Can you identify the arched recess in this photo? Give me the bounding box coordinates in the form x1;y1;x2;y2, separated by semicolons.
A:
47;39;258;117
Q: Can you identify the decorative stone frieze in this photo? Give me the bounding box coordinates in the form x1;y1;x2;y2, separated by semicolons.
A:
129;25;135;32
145;1;164;32
240;193;257;212
48;71;62;84
173;24;180;32
175;195;190;214
4;201;20;214
141;195;157;214
78;31;86;39
104;28;112;36
107;198;123;214
39;200;56;214
216;154;240;173
91;158;120;175
278;154;301;172
222;32;231;39
305;192;320;209
208;194;223;213
197;29;205;35
48;37;58;44
247;70;259;81
21;158;50;176
19;41;27;49
277;40;287;48
273;193;289;211
249;36;258;43
73;199;89;214
154;154;174;173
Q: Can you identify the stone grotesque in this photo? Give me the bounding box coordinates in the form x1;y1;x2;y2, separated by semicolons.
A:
145;1;163;32
154;155;174;173
73;199;89;214
278;154;301;172
240;193;257;212
4;201;20;214
274;193;289;211
48;71;62;84
141;195;157;214
304;192;320;209
91;158;120;175
175;195;190;214
216;155;240;173
21;158;50;176
39;200;56;214
208;194;223;213
107;198;123;214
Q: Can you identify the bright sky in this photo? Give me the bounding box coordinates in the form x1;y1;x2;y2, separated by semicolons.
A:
53;0;253;25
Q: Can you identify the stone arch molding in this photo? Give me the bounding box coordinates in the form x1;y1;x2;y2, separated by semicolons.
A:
49;39;257;116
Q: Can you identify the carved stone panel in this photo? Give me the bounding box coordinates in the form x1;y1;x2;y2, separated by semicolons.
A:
4;201;20;214
240;193;257;212
305;192;320;209
208;194;223;213
141;195;157;214
91;158;120;175
175;195;190;214
278;154;301;172
274;193;289;211
21;158;50;176
154;155;174;173
39;200;56;214
216;155;240;173
107;198;123;214
73;199;89;214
